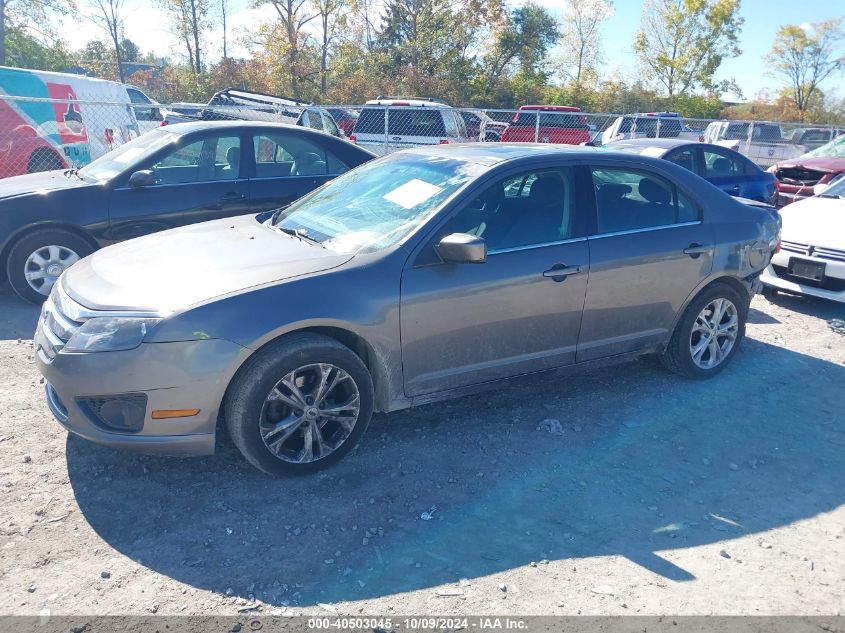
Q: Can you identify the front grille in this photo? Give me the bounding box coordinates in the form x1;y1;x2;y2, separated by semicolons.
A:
775;167;827;186
35;285;86;360
772;264;845;291
780;240;845;262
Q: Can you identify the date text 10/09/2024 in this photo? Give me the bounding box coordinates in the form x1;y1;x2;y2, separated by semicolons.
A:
307;617;529;630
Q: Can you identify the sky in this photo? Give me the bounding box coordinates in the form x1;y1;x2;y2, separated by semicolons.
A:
62;0;845;103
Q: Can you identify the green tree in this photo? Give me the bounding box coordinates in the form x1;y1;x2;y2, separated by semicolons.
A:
556;0;613;94
158;0;211;74
634;0;742;97
257;0;320;99
481;2;558;95
1;0;73;66
3;25;74;69
765;19;844;119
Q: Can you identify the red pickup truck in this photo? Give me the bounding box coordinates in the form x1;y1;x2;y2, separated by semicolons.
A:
500;105;592;145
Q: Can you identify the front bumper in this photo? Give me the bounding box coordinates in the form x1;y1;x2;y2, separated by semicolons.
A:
36;337;249;456
761;250;845;303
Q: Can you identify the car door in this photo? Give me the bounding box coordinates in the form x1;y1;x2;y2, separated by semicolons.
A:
577;164;713;362
400;165;591;397
248;130;350;212
107;132;250;240
701;146;748;197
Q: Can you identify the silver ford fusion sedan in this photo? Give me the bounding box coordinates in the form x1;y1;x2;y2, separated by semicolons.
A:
34;144;780;474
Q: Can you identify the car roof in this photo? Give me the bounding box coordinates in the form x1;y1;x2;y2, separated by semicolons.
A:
157;120;308;134
519;105;581;112
401;142;629;166
364;99;451;108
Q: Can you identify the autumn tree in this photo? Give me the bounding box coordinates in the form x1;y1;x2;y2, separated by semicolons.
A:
258;0;319;99
765;19;844;118
556;0;613;93
88;0;128;82
159;0;210;74
310;0;347;95
634;0;742;97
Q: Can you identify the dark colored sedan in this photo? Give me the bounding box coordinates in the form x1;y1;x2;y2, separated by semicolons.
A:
610;138;777;204
0;121;374;303
35;144;779;474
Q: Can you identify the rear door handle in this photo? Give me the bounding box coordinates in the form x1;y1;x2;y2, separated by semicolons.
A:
220;193;247;203
542;263;582;282
683;243;711;258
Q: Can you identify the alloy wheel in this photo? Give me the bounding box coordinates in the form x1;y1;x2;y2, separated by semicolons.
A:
24;245;80;296
689;297;739;370
259;363;361;464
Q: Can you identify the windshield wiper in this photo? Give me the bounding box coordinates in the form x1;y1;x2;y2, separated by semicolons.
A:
277;226;325;248
63;166;82;180
270;203;291;224
818;193;844;199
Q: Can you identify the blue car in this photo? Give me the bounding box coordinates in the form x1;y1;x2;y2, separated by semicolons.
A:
609;138;777;205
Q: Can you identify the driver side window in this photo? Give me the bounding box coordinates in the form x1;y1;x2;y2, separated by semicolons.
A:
441;167;576;254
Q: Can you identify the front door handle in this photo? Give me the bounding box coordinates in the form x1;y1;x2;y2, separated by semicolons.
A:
542;263;582;282
220;192;247;203
727;185;741;194
683;243;711;258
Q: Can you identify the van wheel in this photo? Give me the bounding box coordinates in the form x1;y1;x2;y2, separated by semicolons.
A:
660;283;748;378
225;333;374;475
27;150;65;173
6;229;94;303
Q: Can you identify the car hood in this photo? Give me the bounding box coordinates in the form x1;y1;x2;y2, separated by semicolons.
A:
63;215;354;313
0;170;91;201
775;156;845;172
779;196;845;250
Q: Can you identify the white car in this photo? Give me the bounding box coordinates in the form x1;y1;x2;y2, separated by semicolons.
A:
762;175;845;302
350;97;469;155
702;120;805;169
600;113;698;145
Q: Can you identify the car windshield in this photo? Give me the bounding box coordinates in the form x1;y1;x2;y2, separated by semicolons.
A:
273;152;486;254
803;134;845;159
79;129;180;180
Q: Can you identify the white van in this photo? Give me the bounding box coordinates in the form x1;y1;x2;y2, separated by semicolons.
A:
0;66;156;176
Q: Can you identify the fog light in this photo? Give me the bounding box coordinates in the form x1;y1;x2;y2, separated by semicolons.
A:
77;394;147;433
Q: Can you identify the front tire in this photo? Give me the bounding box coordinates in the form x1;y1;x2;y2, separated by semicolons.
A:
6;228;94;303
225;333;374;475
661;283;748;378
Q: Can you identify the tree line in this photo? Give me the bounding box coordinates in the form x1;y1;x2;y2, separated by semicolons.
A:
1;0;843;122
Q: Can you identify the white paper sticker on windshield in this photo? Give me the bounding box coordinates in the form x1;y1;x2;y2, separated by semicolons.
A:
383;179;443;209
641;147;665;158
113;147;147;164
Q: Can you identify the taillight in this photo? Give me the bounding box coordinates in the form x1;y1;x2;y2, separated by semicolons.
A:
439;139;450;144
160;120;167;126
698;134;704;142
774;240;781;254
349;134;356;144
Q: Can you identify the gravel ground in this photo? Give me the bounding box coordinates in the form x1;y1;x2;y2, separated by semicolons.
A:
0;286;843;617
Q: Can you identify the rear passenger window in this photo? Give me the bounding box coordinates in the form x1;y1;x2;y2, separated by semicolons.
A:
702;149;744;178
252;134;348;178
665;148;696;173
353;108;386;135
591;168;699;234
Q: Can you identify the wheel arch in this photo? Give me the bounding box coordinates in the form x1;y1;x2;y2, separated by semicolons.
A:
222;325;394;415
666;274;753;350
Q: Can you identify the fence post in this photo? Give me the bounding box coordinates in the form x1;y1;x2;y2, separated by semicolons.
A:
534;111;540;143
384;107;389;154
746;121;754;156
656;116;661;139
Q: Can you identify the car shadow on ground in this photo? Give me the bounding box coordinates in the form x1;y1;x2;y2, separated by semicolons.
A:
766;291;845;320
65;336;845;607
0;286;40;341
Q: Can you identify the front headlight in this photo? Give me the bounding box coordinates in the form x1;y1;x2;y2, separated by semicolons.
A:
65;318;161;353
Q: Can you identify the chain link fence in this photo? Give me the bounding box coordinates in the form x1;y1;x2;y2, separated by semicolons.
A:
2;93;844;178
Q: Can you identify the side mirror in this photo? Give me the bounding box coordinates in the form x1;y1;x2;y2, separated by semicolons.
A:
128;170;155;188
436;233;486;264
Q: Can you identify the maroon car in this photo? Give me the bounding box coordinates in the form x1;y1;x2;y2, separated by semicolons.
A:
771;155;845;206
326;108;359;138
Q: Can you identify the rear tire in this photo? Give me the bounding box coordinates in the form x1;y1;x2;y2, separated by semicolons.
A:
660;282;748;378
6;228;94;304
225;333;374;475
